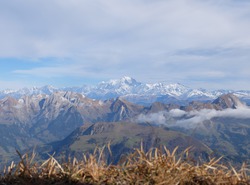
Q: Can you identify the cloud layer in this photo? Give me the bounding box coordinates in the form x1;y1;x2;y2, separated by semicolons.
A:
137;107;250;129
0;0;250;89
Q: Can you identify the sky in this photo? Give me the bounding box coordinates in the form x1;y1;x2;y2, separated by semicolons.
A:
0;0;250;90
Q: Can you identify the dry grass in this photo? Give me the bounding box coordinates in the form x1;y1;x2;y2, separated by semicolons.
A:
0;145;249;185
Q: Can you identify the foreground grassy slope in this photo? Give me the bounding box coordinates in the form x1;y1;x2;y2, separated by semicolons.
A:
1;146;249;185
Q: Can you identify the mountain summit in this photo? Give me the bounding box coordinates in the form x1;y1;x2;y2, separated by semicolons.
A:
106;76;140;86
213;93;246;109
95;76;142;94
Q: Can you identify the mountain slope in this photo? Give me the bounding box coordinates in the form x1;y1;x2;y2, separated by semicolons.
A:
37;122;212;163
0;91;145;164
171;117;250;164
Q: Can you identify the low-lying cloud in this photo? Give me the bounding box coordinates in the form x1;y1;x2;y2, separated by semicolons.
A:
137;107;250;129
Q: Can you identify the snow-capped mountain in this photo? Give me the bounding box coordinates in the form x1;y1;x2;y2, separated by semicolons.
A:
0;85;58;99
1;76;250;105
85;76;142;99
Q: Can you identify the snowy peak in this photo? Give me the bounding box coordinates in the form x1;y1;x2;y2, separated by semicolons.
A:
99;76;141;88
141;82;189;97
119;76;139;85
1;77;250;104
165;83;190;96
186;89;217;100
36;85;57;94
94;76;142;96
0;85;58;99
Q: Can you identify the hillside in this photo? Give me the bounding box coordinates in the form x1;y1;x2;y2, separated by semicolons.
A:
35;122;212;164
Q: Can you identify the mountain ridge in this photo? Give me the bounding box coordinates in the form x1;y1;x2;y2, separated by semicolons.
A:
1;76;250;105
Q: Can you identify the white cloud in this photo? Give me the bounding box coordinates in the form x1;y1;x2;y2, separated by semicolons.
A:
175;108;250;128
137;111;167;125
1;0;249;57
0;0;250;89
169;109;186;118
136;107;250;129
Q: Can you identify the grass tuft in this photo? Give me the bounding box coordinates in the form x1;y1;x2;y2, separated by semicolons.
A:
0;145;249;185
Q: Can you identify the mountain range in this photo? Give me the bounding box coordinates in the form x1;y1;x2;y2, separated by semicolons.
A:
1;76;250;105
0;77;249;167
0;83;249;167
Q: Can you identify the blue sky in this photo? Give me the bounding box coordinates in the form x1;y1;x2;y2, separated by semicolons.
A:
0;0;250;90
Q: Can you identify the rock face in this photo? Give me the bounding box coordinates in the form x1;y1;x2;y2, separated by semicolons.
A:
213;94;245;109
107;98;143;122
